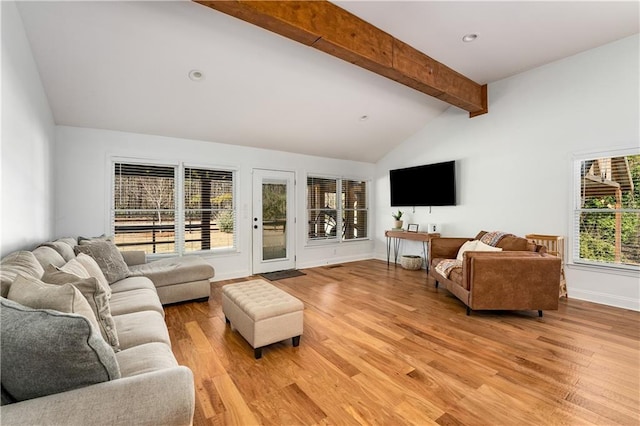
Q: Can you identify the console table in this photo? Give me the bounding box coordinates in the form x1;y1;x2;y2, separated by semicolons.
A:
385;230;440;273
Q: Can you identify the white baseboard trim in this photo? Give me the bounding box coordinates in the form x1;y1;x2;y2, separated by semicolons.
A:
211;269;252;282
296;253;374;270
568;288;639;312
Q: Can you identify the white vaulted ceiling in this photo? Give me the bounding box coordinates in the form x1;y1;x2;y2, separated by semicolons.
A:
16;1;639;163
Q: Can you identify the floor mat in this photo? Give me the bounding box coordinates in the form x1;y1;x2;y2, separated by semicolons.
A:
260;269;306;281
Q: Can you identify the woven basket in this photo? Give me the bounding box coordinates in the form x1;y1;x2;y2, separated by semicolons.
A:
400;255;423;270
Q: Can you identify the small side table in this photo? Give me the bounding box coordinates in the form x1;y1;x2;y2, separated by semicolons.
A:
526;234;568;298
385;230;440;274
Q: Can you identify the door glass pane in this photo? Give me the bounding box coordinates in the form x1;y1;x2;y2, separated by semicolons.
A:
262;181;287;260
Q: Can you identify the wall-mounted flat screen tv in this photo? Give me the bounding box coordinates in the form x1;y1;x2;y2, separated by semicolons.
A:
390;160;456;206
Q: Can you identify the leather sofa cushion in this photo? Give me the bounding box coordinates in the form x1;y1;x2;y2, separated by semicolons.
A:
449;267;465;289
431;257;465;289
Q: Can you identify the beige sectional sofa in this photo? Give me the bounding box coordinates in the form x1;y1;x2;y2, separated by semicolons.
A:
0;237;214;425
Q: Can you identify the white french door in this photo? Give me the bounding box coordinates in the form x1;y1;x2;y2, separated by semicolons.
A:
252;169;295;274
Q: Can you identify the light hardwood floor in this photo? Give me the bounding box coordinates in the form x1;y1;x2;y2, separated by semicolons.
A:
164;260;640;425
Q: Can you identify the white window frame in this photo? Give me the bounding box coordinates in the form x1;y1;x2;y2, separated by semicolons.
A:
570;147;639;273
306;174;370;245
111;158;238;257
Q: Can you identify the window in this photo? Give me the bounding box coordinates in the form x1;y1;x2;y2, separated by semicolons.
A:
113;163;177;254
573;152;639;269
112;161;236;255
184;167;235;252
307;176;368;242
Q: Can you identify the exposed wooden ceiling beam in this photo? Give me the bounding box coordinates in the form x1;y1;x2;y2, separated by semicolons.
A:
194;0;488;117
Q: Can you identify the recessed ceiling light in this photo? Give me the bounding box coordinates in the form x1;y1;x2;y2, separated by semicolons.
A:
188;70;204;81
462;34;478;43
359;115;369;121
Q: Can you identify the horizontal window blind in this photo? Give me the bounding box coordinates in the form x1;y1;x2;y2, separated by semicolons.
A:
307;176;369;242
184;167;235;252
112;162;237;255
307;177;338;241
113;163;177;254
342;180;367;240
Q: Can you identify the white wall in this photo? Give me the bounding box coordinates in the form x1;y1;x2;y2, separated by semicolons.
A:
54;126;375;280
1;1;56;256
375;34;640;311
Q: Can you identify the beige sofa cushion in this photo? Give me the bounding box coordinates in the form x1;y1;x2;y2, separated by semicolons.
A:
41;240;76;262
32;246;66;269
109;276;157;294
0;251;45;297
113;311;170;350
109;289;164;317
128;256;214;288
115;342;178;378
7;274;100;332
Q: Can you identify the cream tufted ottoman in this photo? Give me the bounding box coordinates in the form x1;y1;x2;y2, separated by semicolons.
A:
222;280;304;359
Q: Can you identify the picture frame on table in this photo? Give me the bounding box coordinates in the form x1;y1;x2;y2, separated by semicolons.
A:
407;224;419;233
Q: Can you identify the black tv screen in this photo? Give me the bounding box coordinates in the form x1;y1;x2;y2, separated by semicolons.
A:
390;161;456;206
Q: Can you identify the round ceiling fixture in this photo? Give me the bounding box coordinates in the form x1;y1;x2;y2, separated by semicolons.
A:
462;33;478;43
188;69;205;81
359;115;369;121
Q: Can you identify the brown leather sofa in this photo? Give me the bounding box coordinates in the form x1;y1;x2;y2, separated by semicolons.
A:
427;232;561;316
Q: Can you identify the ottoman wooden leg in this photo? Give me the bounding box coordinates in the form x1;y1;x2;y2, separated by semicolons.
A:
254;348;263;359
292;335;301;347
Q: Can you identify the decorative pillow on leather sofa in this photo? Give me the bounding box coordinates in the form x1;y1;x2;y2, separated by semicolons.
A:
475;230;534;251
456;240;502;261
74;241;130;284
0;297;120;403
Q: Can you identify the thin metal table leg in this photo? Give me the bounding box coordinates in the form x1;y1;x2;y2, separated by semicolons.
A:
386;237;391;268
422;241;428;274
393;238;401;265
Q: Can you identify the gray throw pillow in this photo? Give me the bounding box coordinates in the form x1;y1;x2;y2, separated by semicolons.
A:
41;266;120;351
0;297;120;402
74;241;130;284
78;234;115;244
7;274;100;332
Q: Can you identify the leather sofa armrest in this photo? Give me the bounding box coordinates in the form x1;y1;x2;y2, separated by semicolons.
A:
429;237;473;260
120;250;146;266
0;367;194;426
463;252;561;310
